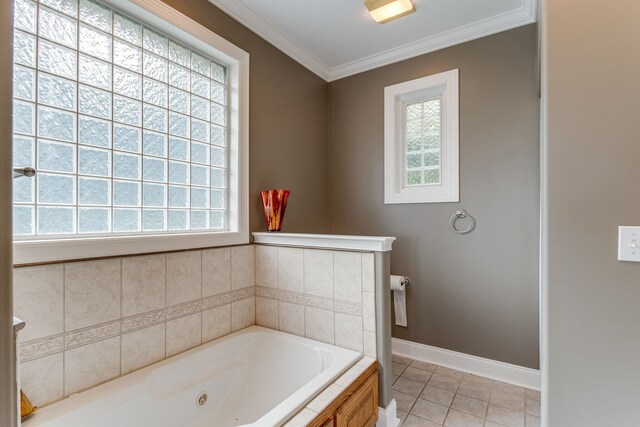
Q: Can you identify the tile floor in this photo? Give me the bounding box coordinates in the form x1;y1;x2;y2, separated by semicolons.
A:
391;355;540;427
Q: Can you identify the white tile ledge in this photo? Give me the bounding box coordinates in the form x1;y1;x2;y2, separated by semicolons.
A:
252;232;396;252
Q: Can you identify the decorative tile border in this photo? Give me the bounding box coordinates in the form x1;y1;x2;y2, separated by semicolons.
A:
166;300;202;321
20;286;257;362
122;308;166;334
334;300;363;317
20;334;64;362
65;320;121;350
256;285;362;315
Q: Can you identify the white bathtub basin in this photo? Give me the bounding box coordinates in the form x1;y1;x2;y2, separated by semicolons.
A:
24;326;361;427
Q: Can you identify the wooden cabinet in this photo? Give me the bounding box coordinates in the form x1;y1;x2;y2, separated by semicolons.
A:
308;363;379;427
335;373;378;427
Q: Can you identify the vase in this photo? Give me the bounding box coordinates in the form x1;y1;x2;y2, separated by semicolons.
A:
260;189;290;232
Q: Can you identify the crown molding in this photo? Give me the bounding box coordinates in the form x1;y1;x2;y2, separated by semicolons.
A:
208;0;537;82
207;0;331;80
329;1;537;81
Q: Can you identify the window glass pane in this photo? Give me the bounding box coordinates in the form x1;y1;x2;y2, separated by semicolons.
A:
113;208;139;232
14;66;36;101
41;0;77;17
114;13;141;46
14;206;35;235
168;210;188;230
38;139;76;173
79;177;110;205
38;39;77;79
38;106;76;142
79;116;111;147
78;208;110;233
79;0;111;32
38;173;75;204
38;206;75;234
404;98;442;187
79;24;112;61
79;54;111;90
12;0;230;238
15;31;36;67
15;0;37;33
39;6;77;48
38;73;77;111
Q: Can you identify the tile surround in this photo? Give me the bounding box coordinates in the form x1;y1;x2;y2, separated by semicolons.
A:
15;243;379;410
13;265;64;342
15;246;255;407
255;245;376;357
64;259;121;331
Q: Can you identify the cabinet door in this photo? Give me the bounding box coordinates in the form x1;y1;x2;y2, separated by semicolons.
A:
335;373;378;427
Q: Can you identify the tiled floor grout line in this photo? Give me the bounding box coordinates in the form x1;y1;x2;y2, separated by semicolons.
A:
392;356;540;427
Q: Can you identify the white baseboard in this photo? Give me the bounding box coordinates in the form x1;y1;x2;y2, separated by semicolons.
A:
376;399;400;427
392;338;541;390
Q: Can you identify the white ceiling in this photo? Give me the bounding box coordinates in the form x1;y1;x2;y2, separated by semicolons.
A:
208;0;537;81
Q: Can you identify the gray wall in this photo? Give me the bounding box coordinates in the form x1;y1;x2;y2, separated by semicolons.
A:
328;25;540;369
1;0;17;425
543;0;640;425
162;0;329;234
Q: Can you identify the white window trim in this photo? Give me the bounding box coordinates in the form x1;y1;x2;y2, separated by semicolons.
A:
384;69;459;204
13;0;250;264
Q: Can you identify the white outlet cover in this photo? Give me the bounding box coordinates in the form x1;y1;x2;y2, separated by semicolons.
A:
618;226;640;262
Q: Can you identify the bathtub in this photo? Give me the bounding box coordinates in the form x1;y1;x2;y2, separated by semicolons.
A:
24;326;361;427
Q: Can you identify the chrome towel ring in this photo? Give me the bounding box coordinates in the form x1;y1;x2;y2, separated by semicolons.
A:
449;209;475;234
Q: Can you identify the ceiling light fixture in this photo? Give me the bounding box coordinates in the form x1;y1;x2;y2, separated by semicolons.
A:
365;0;415;24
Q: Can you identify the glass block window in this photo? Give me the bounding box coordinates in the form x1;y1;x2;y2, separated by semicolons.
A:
12;0;229;236
404;98;441;186
384;69;458;204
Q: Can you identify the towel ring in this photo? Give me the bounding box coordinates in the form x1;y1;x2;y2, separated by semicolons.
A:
449;209;475;234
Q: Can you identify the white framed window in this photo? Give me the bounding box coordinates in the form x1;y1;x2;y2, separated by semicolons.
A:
11;0;249;264
384;69;459;204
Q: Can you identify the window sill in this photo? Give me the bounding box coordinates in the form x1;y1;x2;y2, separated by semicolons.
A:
13;230;249;265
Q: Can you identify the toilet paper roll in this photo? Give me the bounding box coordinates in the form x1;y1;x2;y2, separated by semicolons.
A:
390;275;408;327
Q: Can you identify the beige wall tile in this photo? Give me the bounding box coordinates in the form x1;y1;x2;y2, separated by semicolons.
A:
13;265;64;342
166;251;201;306
202;304;231;342
362;253;375;293
231;297;255;331
202;247;231;297
122;254;166;317
362;291;376;332
256;297;278;329
166;312;201;357
334;252;362;303
334;312;363;352
364;331;376;357
231;245;255;290
65;260;121;331
64;336;120;396
278;247;303;293
303;249;333;298
304;306;334;344
279;301;305;336
255;245;278;288
21;352;63;407
121;323;165;374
